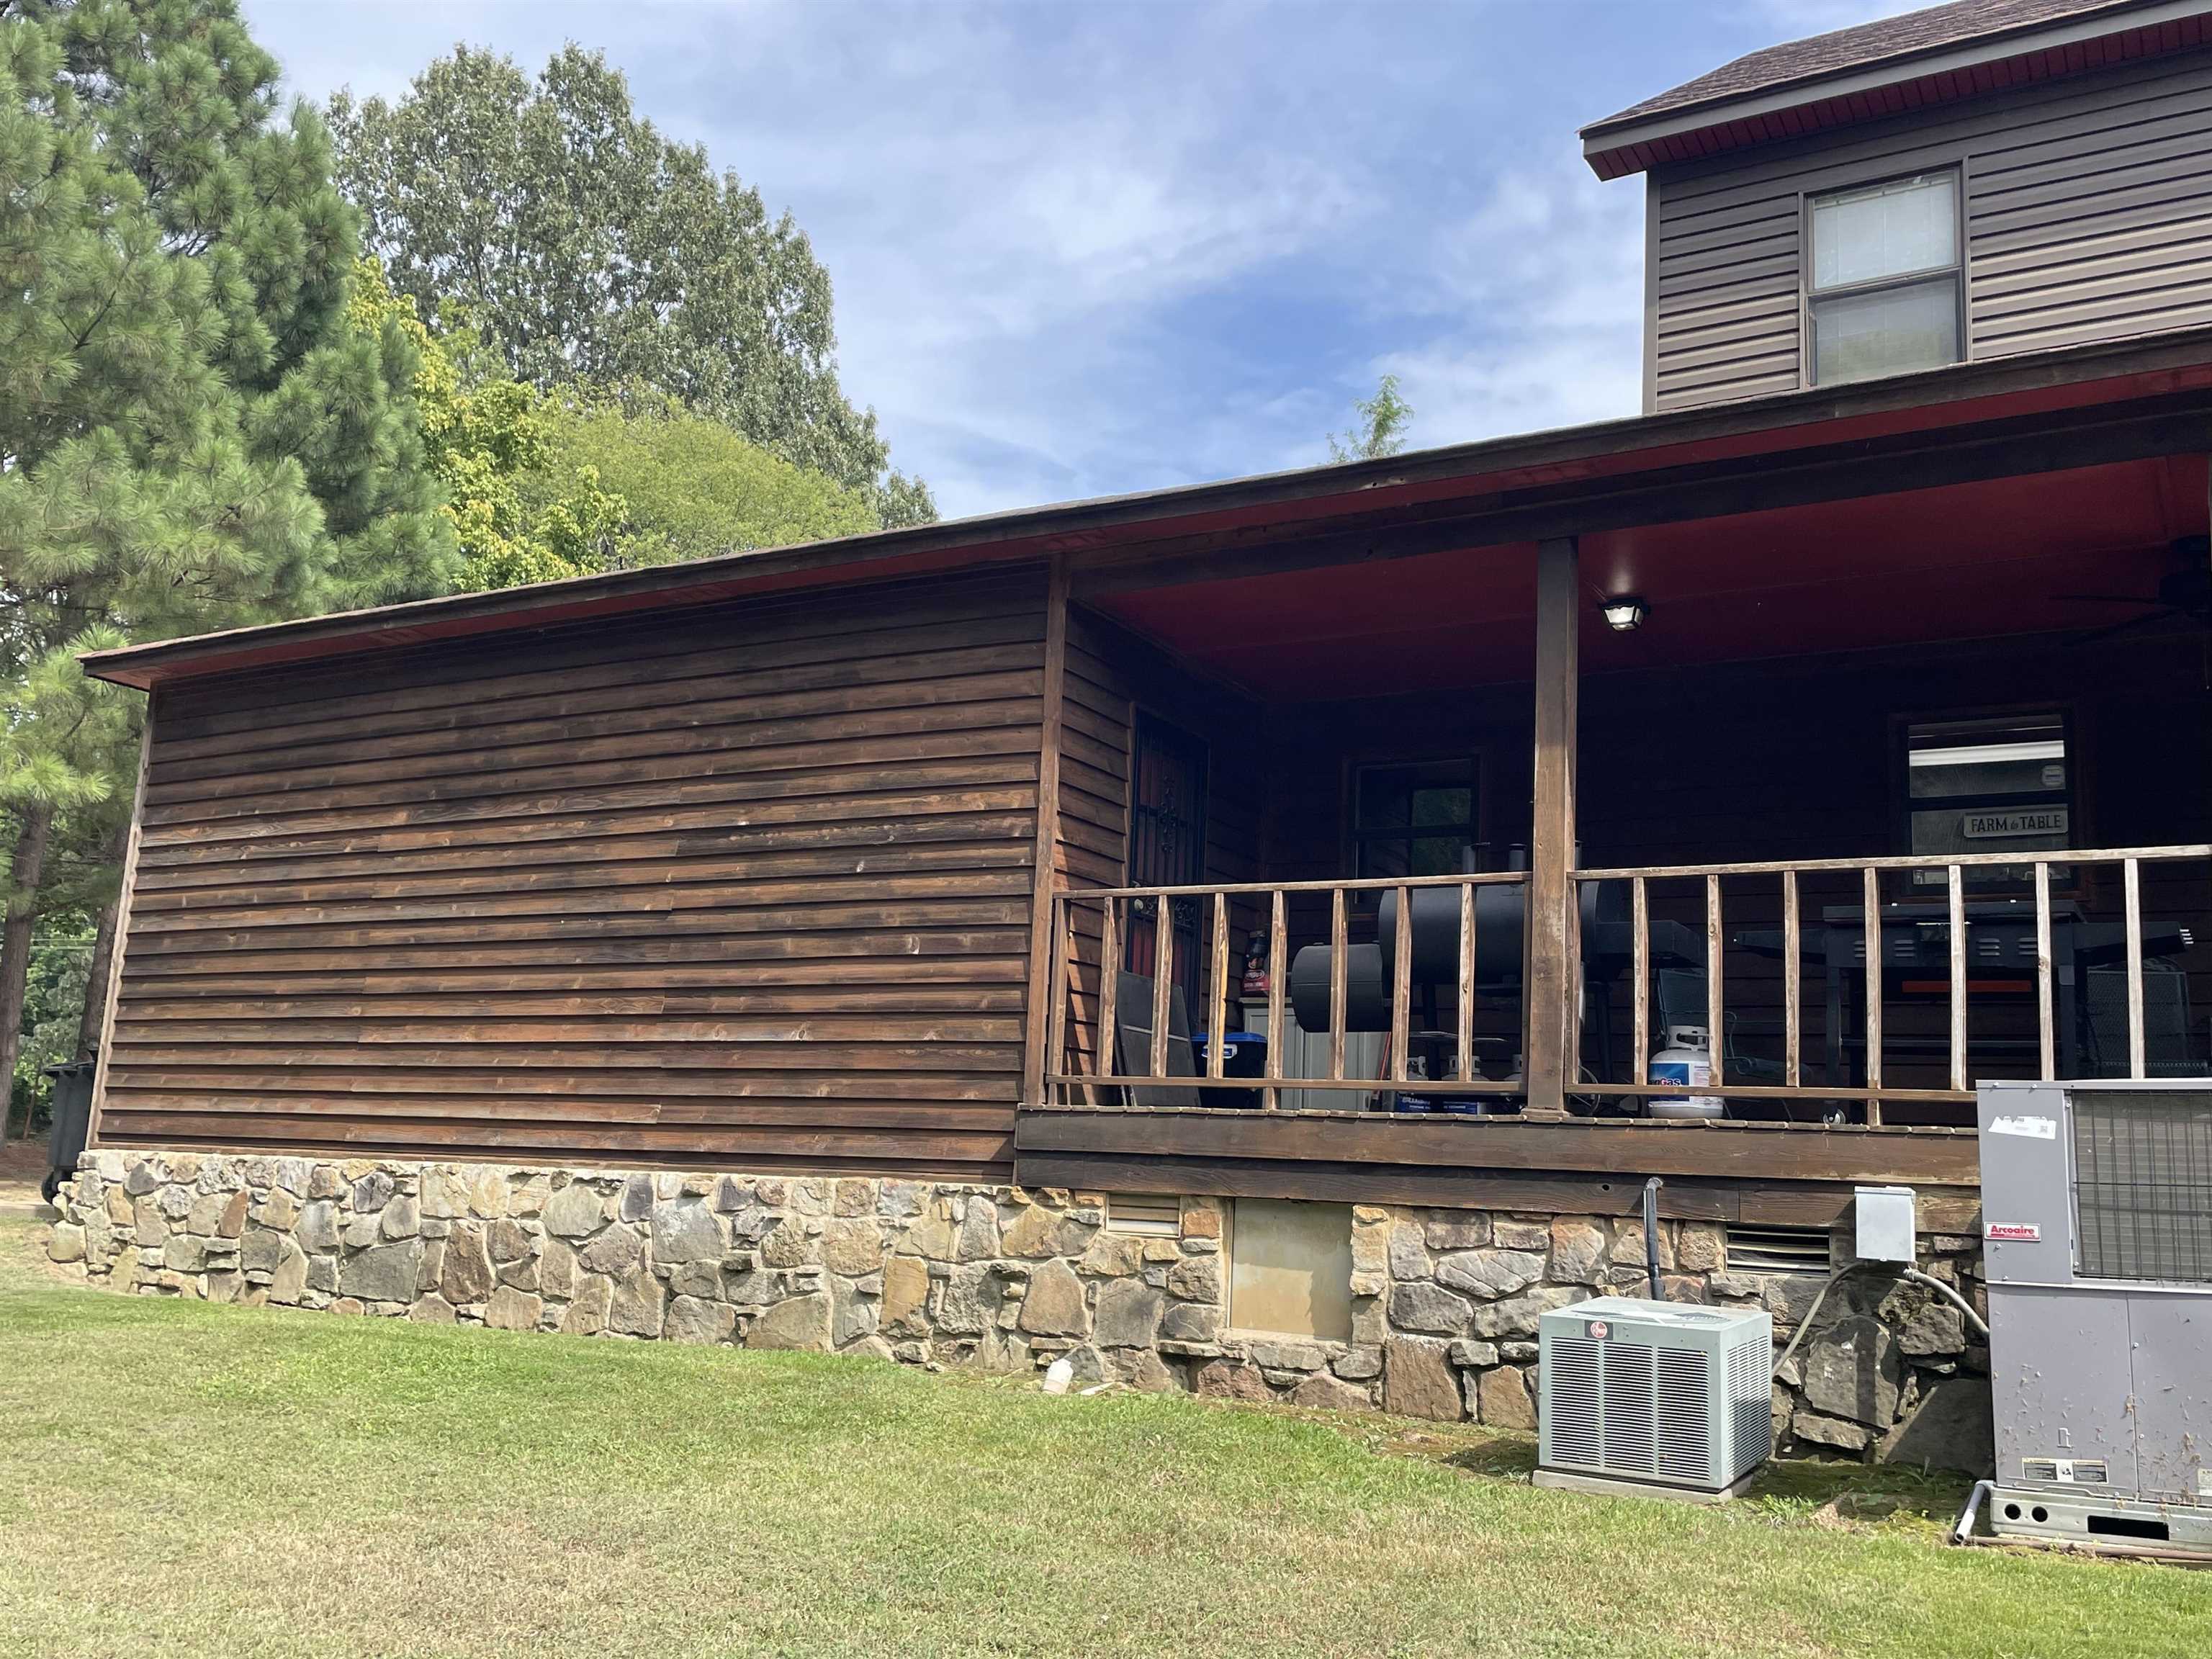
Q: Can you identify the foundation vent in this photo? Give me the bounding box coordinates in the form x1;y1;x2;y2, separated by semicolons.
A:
1725;1223;1833;1275
1104;1193;1181;1238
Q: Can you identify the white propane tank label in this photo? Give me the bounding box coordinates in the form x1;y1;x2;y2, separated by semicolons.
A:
1648;1026;1719;1117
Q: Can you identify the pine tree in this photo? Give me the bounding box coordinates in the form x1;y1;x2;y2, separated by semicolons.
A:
0;1;457;1135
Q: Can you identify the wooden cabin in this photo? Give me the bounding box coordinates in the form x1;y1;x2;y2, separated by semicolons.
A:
55;1;2212;1448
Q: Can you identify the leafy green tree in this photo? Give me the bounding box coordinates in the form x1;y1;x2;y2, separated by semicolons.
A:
0;1;457;1133
9;918;98;1138
1329;373;1414;462
326;44;936;531
348;258;624;590
355;257;886;593
528;392;882;574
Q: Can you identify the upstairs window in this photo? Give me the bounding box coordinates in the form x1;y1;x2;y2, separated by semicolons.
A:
1807;171;1962;387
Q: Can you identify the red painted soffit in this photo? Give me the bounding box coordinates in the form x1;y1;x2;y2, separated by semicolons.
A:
1584;16;2211;180
80;350;2212;691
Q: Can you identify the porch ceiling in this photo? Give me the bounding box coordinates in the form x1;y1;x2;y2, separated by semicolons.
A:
1094;454;2209;701
81;328;2212;693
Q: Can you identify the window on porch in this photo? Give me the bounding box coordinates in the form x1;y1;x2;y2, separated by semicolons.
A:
1353;758;1480;878
1124;711;1208;1000
1903;711;2072;887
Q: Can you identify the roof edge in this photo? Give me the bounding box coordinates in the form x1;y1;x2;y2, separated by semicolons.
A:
83;323;2212;693
1581;0;2199;177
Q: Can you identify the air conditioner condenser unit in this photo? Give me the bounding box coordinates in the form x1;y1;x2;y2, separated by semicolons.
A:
1534;1295;1773;1502
1979;1079;2212;1556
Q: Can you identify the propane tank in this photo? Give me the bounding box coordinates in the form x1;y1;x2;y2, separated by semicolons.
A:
1240;943;1269;1001
1647;1025;1722;1119
1493;1052;1523;1117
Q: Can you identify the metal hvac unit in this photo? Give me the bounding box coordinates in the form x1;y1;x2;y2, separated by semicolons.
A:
1979;1079;2212;1555
1534;1296;1773;1501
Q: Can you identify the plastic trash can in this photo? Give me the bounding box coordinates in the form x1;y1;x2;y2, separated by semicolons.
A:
40;1058;96;1205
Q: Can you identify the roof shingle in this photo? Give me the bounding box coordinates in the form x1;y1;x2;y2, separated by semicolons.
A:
1584;0;2155;135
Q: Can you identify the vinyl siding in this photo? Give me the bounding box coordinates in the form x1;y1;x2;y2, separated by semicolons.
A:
99;568;1051;1179
1647;48;2212;410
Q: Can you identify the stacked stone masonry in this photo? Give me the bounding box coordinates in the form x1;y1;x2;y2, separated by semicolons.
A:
52;1151;1992;1471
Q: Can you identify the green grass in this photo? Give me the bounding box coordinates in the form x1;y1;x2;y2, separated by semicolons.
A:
2;1215;2208;1658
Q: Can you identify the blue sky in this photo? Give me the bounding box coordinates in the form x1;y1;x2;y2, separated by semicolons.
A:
245;0;1925;519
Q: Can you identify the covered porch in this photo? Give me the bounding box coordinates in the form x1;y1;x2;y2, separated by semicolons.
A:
1020;377;2212;1223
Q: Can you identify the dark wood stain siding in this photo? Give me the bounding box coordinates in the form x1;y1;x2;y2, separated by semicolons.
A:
102;570;1051;1177
1649;49;2212;410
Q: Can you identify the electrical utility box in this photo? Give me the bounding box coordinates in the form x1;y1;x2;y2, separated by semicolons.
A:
1979;1079;2212;1555
1534;1297;1773;1503
1853;1185;1916;1264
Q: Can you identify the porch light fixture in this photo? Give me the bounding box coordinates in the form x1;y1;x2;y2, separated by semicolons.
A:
1601;595;1647;632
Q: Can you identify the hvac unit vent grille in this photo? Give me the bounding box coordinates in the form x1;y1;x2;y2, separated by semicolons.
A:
2072;1092;2212;1284
1601;1342;1655;1475
1104;1193;1182;1238
1730;1338;1773;1473
1655;1348;1711;1482
1547;1336;1603;1466
1725;1223;1832;1275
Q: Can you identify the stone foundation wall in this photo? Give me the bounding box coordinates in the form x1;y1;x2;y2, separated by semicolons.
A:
51;1151;1990;1471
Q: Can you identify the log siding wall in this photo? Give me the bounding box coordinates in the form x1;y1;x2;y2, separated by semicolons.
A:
99;569;1052;1179
1649;48;2212;410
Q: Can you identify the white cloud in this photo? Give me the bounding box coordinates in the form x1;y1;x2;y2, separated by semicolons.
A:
1336;154;1645;457
241;0;1783;516
662;4;1398;513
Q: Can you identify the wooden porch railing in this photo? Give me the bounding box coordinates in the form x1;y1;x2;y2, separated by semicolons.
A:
1570;844;2212;1123
1043;845;2210;1122
1044;873;1529;1108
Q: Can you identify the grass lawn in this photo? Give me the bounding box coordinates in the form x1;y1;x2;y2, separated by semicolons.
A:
3;1213;2208;1658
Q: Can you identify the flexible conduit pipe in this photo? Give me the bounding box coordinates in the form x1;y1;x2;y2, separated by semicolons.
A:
1770;1263;1987;1383
1770;1262;1861;1382
1902;1266;1989;1339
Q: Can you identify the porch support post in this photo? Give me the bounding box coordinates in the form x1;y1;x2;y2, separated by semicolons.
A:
1524;535;1580;1118
1022;558;1072;1110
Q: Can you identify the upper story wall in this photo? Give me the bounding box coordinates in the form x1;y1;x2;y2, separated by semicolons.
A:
1647;45;2212;411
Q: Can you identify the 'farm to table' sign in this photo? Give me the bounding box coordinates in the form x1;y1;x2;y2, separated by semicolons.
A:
1961;807;2068;840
